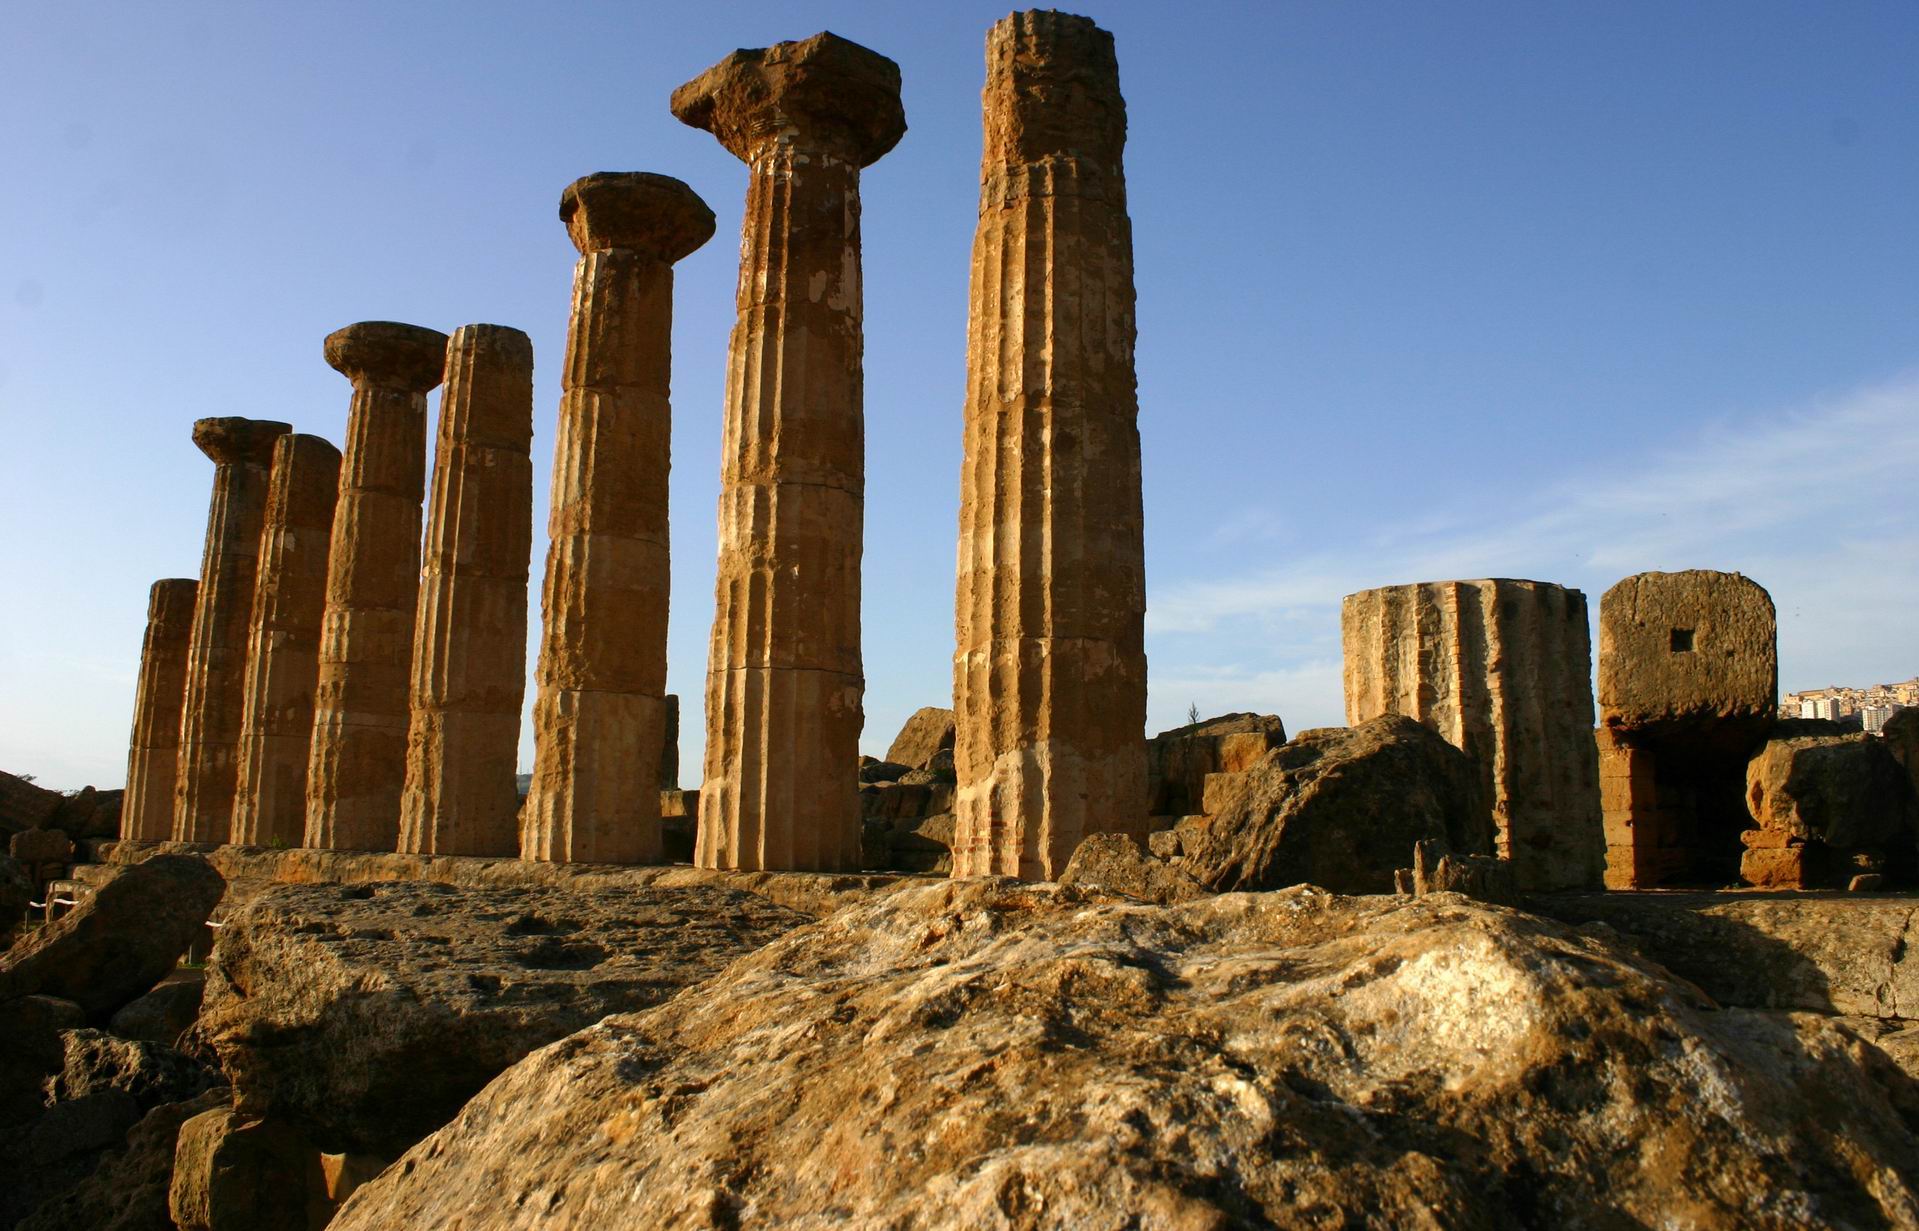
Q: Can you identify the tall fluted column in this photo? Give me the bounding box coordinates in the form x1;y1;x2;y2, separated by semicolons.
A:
951;11;1147;880
231;434;342;846
122;578;199;841
173;417;292;842
522;174;714;865
672;32;906;872
399;325;534;856
305;322;448;852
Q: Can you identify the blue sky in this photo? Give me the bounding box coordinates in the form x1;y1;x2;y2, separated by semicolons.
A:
2;2;1914;789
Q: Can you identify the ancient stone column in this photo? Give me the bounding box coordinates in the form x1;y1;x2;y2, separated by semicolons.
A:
305;322;448;852
951;12;1149;880
1341;578;1604;891
521;175;714;865
398;324;534;857
672;33;905;872
232;434;342;847
121;578;199;841
173;417;293;843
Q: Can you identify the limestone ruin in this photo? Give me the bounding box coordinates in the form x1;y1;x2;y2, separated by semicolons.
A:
172;417;292;844
120;579;198;843
522;174;714;865
1597;569;1778;887
1343;579;1605;891
951;11;1148;880
673;33;905;872
305;322;449;853
231;433;341;848
398;325;535;858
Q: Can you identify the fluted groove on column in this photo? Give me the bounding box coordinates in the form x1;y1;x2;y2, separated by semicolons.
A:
173;416;292;843
952;11;1147;881
522;173;714;865
121;578;199;841
399;324;535;857
232;433;342;847
305;321;448;852
672;31;905;872
1341;579;1605;891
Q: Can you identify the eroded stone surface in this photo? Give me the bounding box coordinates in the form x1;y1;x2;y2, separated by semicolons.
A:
233;435;341;848
1343;579;1602;891
123;579;199;843
1742;733;1919;888
399;325;534;857
331;881;1919;1229
952;12;1147;881
677;34;902;872
195;879;809;1157
524;175;712;866
1145;713;1286;818
306;321;448;853
174;418;292;843
884;707;955;770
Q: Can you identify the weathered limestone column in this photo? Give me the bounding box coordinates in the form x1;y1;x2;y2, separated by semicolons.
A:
121;579;199;841
398;325;534;856
305;322;448;852
232;434;342;846
672;33;905;872
521;175;714;865
173;417;293;842
951;12;1148;880
1342;578;1604;891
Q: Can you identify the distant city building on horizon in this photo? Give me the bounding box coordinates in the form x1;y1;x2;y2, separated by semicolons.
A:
1781;676;1917;732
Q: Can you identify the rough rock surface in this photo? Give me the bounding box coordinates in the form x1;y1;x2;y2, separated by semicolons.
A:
1144;712;1286;817
1742;733;1918;886
1057;833;1207;905
109;978;206;1048
1182;716;1495;895
169;1105;310;1231
0;854;224;1017
17;1087;229;1231
1598;569;1778;733
884;707;956;771
196;879;810;1156
49;1029;215;1109
334;880;1919;1229
0;995;85;1127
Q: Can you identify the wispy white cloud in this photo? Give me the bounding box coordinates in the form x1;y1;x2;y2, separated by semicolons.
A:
1144;373;1919;734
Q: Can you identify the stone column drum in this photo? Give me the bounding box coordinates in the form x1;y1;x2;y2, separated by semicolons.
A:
173;416;293;842
672;33;905;872
121;578;199;841
1342;578;1605;891
951;11;1148;880
231;434;342;846
398;325;535;857
305;322;448;852
521;175;714;865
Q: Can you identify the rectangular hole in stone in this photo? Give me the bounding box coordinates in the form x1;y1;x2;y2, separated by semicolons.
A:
1670;628;1694;653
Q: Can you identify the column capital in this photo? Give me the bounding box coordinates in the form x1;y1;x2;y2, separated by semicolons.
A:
323;321;449;393
192;416;291;466
559;173;715;262
671;31;906;167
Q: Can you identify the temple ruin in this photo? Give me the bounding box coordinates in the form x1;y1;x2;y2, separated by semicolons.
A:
172;417;292;843
1597;570;1778;888
120;579;199;842
951;11;1149;880
398;325;535;857
231;434;341;847
673;33;905;872
1343;579;1604;891
304;322;448;852
522;174;714;865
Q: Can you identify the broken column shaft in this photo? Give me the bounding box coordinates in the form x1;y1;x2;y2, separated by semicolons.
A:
521;174;714;864
173;416;293;842
951;11;1148;879
305;321;448;852
232;433;342;846
398;324;535;857
672;32;905;871
121;578;200;841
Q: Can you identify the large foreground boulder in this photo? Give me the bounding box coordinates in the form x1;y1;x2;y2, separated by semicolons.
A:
195;880;809;1158
1182;715;1493;894
0;854;225;1018
332;881;1919;1229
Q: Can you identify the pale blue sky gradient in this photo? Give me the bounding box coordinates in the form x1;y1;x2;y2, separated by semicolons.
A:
2;2;1914;788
